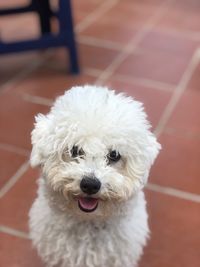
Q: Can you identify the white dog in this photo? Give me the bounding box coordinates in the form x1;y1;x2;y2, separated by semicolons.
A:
29;85;160;267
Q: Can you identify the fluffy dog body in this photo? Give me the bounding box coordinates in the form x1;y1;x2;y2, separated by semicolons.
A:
29;86;160;267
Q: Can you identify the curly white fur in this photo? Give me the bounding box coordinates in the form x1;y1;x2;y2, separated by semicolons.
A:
29;85;161;267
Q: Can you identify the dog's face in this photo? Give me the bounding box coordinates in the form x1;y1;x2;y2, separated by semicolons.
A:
31;86;160;219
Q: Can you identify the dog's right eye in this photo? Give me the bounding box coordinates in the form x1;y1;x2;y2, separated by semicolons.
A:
70;146;84;158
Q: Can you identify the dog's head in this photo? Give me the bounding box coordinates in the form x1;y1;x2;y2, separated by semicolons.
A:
31;86;160;219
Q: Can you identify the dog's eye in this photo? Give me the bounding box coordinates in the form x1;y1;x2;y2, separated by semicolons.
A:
107;150;121;163
70;146;84;158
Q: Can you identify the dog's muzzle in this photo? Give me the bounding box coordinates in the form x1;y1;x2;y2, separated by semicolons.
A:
80;176;101;195
78;176;101;212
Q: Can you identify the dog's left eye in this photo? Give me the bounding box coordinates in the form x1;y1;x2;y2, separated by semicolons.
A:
70;146;84;158
107;150;121;163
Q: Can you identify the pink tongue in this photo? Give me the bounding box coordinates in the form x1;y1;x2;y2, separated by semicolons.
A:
78;197;98;210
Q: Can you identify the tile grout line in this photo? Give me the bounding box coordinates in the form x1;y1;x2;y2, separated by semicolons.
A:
0;0;118;94
0;225;29;239
110;73;174;92
1;0;115;94
78;36;124;51
83;67;103;78
154;48;200;137
20;68;175;107
0;51;51;94
0;142;29;157
145;25;200;42
78;32;200;54
0;161;29;199
0;0;119;99
22;93;53;106
164;127;200;139
9;0;174;107
146;183;200;203
78;24;200;53
95;0;174;85
75;0;120;33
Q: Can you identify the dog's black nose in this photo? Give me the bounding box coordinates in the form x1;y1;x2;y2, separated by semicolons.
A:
80;176;101;195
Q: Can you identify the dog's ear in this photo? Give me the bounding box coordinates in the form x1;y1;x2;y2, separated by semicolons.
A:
126;132;161;187
30;114;51;167
146;133;161;166
141;133;161;184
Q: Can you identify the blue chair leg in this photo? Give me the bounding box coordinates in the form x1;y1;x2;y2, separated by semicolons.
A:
34;0;51;34
59;0;79;74
68;40;80;74
0;0;80;73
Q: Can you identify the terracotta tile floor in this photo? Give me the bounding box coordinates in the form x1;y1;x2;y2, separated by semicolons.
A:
0;0;200;266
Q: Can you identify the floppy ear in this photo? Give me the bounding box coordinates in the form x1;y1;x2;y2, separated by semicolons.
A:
126;132;161;189
30;114;51;167
141;133;161;184
146;133;161;167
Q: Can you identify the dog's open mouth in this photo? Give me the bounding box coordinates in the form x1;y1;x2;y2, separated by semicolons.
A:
78;197;98;212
